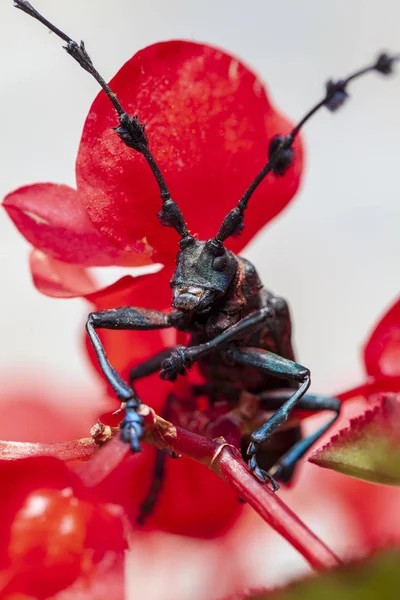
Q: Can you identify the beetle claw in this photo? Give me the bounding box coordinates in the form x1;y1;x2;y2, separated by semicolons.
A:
248;450;280;492
247;441;257;456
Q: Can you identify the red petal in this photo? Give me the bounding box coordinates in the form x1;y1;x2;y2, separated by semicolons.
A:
48;554;124;600
338;380;400;404
364;297;400;383
85;269;173;311
0;383;104;444
30;250;96;298
3;184;153;266
91;439;242;539
150;453;243;538
76;41;303;257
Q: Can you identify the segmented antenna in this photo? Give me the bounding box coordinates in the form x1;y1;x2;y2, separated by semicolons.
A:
213;51;399;245
13;0;189;238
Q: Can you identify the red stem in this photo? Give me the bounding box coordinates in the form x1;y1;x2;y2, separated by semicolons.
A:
217;445;340;570
0;438;96;461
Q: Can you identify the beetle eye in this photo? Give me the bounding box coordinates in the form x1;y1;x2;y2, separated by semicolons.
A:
179;235;195;249
213;254;227;271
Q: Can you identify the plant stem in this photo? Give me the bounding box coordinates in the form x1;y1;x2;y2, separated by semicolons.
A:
138;405;341;570
0;438;96;461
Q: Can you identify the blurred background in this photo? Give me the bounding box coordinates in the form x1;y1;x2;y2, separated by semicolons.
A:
0;1;399;598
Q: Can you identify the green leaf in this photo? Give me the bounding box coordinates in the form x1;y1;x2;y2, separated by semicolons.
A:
246;549;400;600
309;395;400;485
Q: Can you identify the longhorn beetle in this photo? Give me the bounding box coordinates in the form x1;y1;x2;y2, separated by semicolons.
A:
14;1;399;512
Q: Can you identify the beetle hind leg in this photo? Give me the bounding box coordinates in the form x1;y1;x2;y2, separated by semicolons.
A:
137;449;167;525
259;391;341;484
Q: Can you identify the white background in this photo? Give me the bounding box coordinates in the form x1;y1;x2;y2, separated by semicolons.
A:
0;1;399;597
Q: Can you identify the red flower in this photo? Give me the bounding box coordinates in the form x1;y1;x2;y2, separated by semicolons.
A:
2;41;303;538
3;40;303;296
75;41;303;259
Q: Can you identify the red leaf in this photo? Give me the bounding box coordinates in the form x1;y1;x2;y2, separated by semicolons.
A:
310;395;400;485
364;297;400;383
30;250;96;298
76;41;303;258
3;183;153;266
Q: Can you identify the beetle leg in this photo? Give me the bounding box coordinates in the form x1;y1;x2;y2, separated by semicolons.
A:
137;394;180;524
159;307;273;381
120;397;144;453
223;347;310;486
86;307;172;452
260;390;341;483
136;448;167;525
248;454;280;491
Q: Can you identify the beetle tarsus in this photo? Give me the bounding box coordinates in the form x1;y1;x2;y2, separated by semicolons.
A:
159;346;193;381
248;454;280;492
120;400;144;453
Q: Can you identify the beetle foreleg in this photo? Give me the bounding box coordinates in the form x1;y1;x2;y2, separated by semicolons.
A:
120;397;144;453
159;307;273;381
86;307;173;452
87;307;171;400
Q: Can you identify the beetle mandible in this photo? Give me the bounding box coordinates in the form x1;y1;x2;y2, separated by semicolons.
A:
15;0;399;517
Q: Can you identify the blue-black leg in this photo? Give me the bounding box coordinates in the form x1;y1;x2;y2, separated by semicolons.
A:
86;307;171;452
137;448;167;525
120;398;144;453
159;307;273;381
259;390;341;483
226;347;310;488
86;316;135;402
136;394;180;524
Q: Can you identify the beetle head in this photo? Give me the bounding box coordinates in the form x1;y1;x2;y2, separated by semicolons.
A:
171;236;237;312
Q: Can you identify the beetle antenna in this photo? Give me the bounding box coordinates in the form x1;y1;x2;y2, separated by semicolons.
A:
13;0;189;238
213;51;400;244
